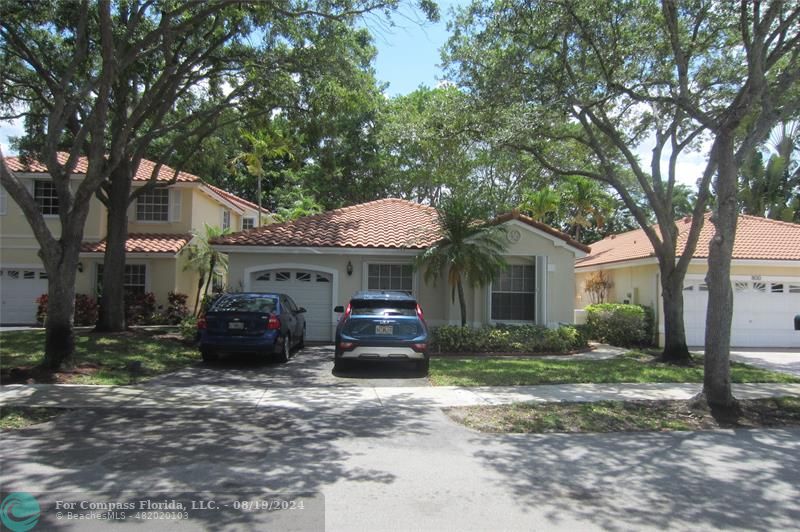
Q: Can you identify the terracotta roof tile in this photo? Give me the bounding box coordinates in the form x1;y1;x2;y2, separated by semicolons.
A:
204;182;261;212
213;198;440;249
4;152;199;182
577;214;800;268
213;198;589;252
81;234;191;254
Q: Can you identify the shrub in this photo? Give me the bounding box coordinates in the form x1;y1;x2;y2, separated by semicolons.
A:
165;292;190;324
179;316;199;344
36;293;99;326
430;324;588;354
125;292;157;325
584;303;653;347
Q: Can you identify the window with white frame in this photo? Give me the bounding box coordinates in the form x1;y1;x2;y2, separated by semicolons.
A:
34;180;59;215
136;188;169;221
491;264;535;321
96;264;147;296
222;209;231;230
242;216;255;230
367;263;413;292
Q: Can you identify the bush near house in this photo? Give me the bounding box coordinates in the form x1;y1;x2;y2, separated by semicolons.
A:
430;324;588;354
585;303;654;347
36;294;99;326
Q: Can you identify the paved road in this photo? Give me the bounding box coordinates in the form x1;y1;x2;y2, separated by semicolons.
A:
2;344;800;531
2;403;799;531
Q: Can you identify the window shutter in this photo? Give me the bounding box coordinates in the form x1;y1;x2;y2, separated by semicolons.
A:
0;186;7;215
169;189;181;222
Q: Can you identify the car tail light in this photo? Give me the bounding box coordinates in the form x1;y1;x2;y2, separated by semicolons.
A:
344;303;352;320
411;343;427;352
338;341;355;351
416;304;424;320
197;317;207;330
267;314;281;330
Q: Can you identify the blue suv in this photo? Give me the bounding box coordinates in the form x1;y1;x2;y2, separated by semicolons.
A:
198;292;306;363
334;291;430;374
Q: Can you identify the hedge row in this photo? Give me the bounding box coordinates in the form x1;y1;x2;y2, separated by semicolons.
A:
36;291;190;326
584;303;654;347
430;324;588;354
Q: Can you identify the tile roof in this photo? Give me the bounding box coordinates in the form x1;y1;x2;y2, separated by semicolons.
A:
204;182;260;212
81;234;191;254
213;198;441;249
212;198;590;252
5;152;199;182
577;214;800;268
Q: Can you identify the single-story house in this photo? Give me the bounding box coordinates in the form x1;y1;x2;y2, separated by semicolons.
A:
575;214;800;348
212;198;590;341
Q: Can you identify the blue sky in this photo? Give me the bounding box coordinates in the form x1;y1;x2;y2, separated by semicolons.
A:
367;0;465;96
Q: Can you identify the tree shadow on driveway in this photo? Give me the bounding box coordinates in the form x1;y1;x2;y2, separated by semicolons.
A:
1;400;434;530
469;427;800;531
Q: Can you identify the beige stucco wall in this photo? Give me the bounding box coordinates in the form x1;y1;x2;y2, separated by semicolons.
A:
576;260;800;346
223;220;582;338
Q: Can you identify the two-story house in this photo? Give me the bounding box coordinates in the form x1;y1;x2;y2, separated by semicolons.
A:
0;153;262;324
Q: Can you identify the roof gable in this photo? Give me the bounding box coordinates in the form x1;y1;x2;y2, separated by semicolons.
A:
213;198;589;253
577;214;800;268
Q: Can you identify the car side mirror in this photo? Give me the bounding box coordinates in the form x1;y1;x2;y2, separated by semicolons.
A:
296;307;307;314
334;305;344;313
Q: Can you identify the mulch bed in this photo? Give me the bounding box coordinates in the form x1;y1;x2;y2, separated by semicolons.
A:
1;364;102;385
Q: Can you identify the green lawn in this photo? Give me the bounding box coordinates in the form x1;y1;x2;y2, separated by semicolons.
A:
0;329;200;385
429;351;800;386
0;406;67;430
444;396;800;434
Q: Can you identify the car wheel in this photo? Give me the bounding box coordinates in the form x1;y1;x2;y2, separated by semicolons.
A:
416;358;430;375
277;334;291;363
298;327;305;349
201;350;218;363
333;357;349;372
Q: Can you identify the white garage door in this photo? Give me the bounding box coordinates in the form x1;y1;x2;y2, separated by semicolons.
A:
0;268;48;324
250;269;333;341
683;279;800;347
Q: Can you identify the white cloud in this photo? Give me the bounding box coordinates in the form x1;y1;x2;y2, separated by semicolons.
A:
632;133;713;190
0;118;24;156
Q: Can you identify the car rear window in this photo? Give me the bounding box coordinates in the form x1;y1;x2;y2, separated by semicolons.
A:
212;295;277;313
350;299;417;316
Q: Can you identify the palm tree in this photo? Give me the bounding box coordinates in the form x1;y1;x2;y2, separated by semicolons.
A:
183;223;232;315
562;176;611;242
416;194;509;326
520;188;560;222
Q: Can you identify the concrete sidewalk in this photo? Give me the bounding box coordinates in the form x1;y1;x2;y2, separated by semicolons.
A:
2;382;799;411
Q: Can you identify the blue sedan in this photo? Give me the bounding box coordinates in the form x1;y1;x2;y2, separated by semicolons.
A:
198;292;306;363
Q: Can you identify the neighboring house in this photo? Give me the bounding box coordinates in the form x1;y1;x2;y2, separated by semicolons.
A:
0;153;262;324
212;198;589;342
575;214;800;348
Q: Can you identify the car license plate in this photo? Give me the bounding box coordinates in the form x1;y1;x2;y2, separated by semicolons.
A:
228;322;244;330
375;325;393;335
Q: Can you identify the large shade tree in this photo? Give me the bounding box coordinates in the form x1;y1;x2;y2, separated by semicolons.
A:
445;0;714;364
0;0;438;367
446;0;800;407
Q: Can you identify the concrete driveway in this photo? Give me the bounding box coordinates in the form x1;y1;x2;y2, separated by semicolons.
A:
146;344;431;388
692;347;800;377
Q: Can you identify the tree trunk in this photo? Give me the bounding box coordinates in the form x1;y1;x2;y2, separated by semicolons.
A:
456;278;467;327
193;272;206;316
96;168;132;331
703;132;738;409
39;244;80;370
660;266;691;363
